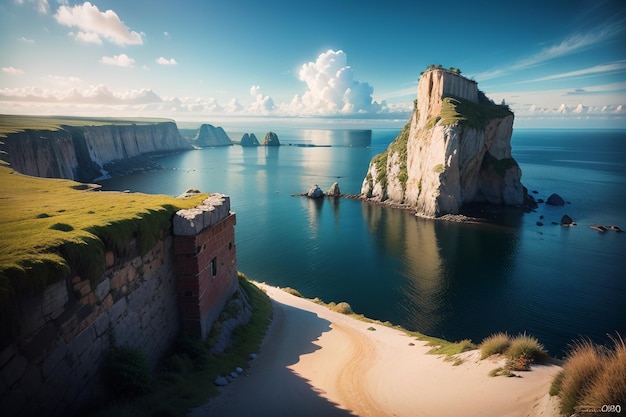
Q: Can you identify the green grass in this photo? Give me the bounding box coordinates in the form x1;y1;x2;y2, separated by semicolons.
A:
0;114;175;138
367;117;412;196
434;96;512;131
86;272;272;417
0;166;206;305
506;333;548;363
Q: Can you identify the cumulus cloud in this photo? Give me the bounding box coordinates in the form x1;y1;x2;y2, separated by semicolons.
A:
54;2;143;46
225;98;243;113
248;85;275;113
294;49;382;115
17;37;35;44
156;57;177;65
2;66;24;75
0;85;162;105
101;54;135;68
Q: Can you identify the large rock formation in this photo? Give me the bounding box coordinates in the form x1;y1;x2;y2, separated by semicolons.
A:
190;124;232;147
240;133;260;147
361;67;528;217
1;121;191;182
262;131;280;146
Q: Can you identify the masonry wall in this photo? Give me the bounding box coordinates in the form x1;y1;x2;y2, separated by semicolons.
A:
0;234;180;417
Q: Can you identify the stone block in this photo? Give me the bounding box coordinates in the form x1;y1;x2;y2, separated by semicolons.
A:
18;294;44;337
110;266;129;290
94;278;110;303
108;297;127;324
71;326;95;358
0;353;27;389
173;208;204;236
20;323;58;362
42;342;67;378
42;280;69;317
93;313;110;337
0;344;17;369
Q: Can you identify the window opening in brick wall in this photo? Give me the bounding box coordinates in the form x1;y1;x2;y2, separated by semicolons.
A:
210;257;217;278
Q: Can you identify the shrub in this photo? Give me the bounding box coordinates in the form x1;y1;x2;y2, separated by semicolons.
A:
506;333;547;364
479;332;511;359
283;287;303;298
102;346;153;399
332;302;353;315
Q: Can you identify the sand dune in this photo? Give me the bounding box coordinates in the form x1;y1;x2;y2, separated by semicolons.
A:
189;284;561;417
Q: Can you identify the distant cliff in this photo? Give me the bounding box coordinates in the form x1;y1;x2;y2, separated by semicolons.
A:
240;133;260;147
361;67;529;217
262;131;280;146
1;120;191;182
189;124;232;147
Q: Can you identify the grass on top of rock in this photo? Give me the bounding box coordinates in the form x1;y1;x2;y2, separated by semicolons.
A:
0;114;174;137
85;272;272;417
428;93;512;131
0;166;207;307
367;115;412;195
551;334;626;416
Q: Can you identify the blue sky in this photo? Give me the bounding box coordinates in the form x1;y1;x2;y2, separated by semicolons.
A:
0;0;624;128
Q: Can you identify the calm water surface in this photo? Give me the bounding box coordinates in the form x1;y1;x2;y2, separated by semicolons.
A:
99;128;626;356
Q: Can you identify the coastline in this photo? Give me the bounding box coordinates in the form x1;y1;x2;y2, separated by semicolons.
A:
190;282;561;417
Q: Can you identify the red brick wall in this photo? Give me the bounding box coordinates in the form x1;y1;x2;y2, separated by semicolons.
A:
174;213;237;338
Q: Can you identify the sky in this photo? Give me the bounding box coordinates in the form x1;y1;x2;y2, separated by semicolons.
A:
0;0;625;128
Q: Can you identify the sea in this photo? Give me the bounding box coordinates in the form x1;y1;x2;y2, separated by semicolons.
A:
99;127;626;357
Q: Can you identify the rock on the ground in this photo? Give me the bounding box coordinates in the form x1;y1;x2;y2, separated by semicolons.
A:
214;376;229;386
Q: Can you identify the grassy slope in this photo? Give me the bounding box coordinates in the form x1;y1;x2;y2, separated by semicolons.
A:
0;114;175;138
0;166;206;305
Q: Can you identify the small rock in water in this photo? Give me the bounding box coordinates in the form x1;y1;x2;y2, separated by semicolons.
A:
214;376;229;386
532;190;539;194
307;184;324;198
536;222;544;226
561;214;573;226
236;367;244;374
546;193;565;206
230;371;239;378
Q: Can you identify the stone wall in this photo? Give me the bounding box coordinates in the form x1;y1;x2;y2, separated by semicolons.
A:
0;234;180;417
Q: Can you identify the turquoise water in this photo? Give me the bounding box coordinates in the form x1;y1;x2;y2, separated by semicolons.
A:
99;128;626;357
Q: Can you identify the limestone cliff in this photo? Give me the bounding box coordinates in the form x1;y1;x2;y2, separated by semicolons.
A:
1;121;191;182
361;68;527;217
190;124;232;147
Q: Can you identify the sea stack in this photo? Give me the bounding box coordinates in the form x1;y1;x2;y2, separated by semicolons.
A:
240;133;260;147
262;131;280;146
361;66;529;217
190;124;232;147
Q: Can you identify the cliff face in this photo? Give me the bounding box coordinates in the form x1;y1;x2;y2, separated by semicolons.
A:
1;121;191;182
262;131;280;146
190;124;232;147
361;68;526;217
240;133;260;147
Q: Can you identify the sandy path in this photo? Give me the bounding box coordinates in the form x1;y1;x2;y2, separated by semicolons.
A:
189;283;561;417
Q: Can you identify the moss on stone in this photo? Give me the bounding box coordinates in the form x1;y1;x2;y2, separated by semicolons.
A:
438;96;512;131
481;152;518;177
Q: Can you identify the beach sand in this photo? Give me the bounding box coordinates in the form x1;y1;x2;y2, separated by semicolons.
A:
189;283;561;417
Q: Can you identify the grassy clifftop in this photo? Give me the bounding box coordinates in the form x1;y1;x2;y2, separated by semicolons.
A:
0;166;206;305
0;114;175;138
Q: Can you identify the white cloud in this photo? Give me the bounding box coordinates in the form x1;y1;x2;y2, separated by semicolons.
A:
0;85;162;105
54;2;143;46
156;57;177;65
47;75;82;85
15;0;49;13
247;85;274;113
70;30;103;45
225;98;243;113
250;85;261;96
523;60;626;83
101;54;135;68
293;49;382;115
474;21;624;81
2;66;24;75
17;37;35;44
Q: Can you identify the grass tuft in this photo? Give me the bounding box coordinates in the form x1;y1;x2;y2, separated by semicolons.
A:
506;332;547;363
479;332;511;359
283;287;303;298
332;302;353;315
555;334;626;415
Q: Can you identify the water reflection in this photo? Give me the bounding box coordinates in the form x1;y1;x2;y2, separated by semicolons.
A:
361;203;521;339
299;129;372;147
